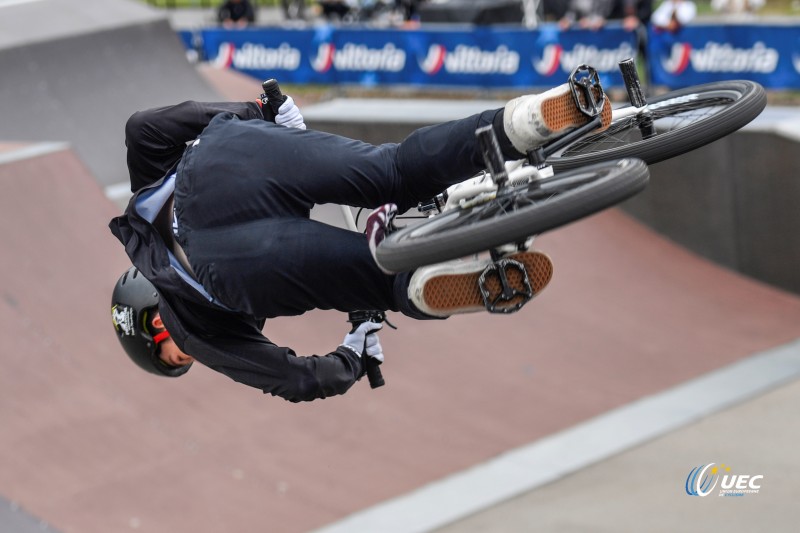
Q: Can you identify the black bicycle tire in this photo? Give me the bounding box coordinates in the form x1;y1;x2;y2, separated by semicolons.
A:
547;80;766;171
376;158;649;273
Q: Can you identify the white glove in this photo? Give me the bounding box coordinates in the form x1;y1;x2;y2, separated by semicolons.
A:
341;321;384;363
275;96;306;130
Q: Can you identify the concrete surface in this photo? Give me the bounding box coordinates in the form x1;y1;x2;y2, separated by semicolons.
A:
435;378;800;533
0;497;60;533
316;340;800;532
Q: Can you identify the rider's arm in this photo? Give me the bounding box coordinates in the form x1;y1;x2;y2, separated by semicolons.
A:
158;298;369;402
124;100;264;192
183;333;368;403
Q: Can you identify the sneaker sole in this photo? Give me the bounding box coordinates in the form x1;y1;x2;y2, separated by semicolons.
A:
541;89;612;134
421;251;554;315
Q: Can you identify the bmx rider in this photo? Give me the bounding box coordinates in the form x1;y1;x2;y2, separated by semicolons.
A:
110;82;603;402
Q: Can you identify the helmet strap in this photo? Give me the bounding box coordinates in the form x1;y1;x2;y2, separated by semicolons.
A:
153;331;171;344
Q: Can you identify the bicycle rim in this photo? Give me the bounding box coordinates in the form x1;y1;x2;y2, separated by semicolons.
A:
547;80;766;171
376;158;649;273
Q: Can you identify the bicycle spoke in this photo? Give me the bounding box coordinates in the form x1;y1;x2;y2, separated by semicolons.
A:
562;96;734;156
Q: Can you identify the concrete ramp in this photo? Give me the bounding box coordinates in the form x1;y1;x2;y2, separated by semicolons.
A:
0;0;220;189
1;142;800;533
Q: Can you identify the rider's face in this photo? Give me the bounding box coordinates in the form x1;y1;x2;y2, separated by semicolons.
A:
157;338;195;367
151;313;195;368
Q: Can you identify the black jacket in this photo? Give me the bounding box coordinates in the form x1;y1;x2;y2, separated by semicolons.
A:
110;101;365;402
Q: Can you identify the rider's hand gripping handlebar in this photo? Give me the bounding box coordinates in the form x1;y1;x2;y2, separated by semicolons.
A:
347;310;396;389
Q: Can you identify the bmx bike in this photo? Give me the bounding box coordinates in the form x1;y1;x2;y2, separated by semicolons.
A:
371;58;766;274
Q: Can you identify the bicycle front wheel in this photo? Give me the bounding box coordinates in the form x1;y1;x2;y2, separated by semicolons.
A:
547;80;766;171
376;158;649;273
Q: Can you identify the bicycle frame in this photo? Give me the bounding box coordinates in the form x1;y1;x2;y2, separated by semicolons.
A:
611;105;647;121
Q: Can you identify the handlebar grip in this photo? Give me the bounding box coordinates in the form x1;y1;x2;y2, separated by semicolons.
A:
261;79;287;116
618;58;647;108
366;358;385;389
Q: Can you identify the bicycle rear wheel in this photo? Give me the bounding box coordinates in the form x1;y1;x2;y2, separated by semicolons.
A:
376;158;649;273
547;80;766;171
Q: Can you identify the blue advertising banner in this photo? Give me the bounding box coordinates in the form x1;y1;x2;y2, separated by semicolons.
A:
648;24;800;89
181;24;638;89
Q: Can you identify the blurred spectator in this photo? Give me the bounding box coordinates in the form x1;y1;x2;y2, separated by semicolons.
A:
319;0;356;21
559;0;618;30
613;0;653;31
217;0;256;28
282;0;306;20
395;0;424;22
710;0;764;14
651;0;696;32
542;0;571;21
316;0;421;25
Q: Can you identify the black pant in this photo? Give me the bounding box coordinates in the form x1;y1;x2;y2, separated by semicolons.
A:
173;109;510;319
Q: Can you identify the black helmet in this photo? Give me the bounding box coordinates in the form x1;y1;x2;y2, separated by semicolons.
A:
111;267;191;377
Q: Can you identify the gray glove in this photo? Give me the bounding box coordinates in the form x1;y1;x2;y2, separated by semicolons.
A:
341;321;384;363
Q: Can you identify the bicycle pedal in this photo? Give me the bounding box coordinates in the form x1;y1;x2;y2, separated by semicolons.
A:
478;258;534;314
410;251;552;317
569;64;605;118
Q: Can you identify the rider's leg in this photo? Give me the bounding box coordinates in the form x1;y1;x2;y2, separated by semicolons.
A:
175;109;512;219
176;92;608;221
180;216;426;319
182;212;552;320
251;88;611;211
